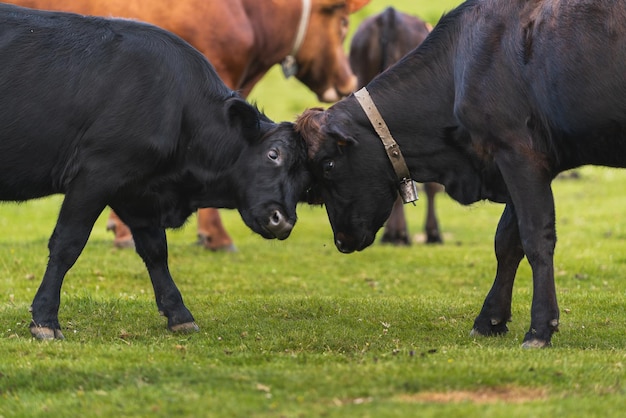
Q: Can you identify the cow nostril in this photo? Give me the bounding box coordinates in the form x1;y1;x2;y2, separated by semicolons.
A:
335;233;356;253
270;210;283;226
335;235;347;253
265;210;293;240
335;238;352;254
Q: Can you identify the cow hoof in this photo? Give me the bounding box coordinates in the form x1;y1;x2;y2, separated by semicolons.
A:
212;243;237;253
521;339;550;349
425;233;443;244
470;319;509;337
469;327;508;337
114;238;135;249
169;322;200;333
380;232;411;246
30;326;65;340
469;328;485;337
107;218;135;249
196;234;237;252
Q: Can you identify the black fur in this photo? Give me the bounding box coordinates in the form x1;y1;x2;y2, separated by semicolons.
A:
300;0;626;347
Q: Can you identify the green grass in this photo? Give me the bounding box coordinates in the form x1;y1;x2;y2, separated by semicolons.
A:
2;167;626;417
3;1;626;417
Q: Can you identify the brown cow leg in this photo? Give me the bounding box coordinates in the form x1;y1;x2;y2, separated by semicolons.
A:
197;208;237;252
106;208;236;251
380;196;410;245
106;210;135;248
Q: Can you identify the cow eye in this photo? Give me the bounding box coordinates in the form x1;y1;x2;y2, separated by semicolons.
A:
340;17;349;36
322;159;334;178
267;149;280;162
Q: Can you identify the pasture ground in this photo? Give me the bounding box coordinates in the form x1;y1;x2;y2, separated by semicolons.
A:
2;1;626;417
2;166;625;417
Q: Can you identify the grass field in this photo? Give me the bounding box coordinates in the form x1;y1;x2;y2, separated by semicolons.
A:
3;1;626;417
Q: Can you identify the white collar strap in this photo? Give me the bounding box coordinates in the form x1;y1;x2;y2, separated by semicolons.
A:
354;87;419;204
281;0;312;78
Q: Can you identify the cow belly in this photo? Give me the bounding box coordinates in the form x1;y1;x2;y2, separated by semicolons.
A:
551;123;626;170
0;182;56;201
111;191;194;230
0;144;65;200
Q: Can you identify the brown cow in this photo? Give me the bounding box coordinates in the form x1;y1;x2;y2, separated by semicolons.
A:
349;7;443;246
9;0;369;250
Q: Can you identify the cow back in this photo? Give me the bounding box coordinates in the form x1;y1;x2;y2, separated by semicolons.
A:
0;4;232;200
350;7;431;88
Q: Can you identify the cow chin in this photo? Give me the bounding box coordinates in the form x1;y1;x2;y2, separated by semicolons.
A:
334;231;375;254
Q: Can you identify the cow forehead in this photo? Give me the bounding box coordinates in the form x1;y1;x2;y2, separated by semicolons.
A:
295;108;333;160
260;123;307;158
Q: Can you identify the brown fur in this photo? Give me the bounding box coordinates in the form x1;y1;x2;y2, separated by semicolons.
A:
295;108;328;160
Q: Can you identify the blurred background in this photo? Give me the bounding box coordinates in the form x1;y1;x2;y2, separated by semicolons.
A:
248;0;463;123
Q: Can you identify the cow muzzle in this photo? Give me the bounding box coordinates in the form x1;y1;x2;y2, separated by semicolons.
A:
265;209;294;240
334;231;373;254
319;75;358;103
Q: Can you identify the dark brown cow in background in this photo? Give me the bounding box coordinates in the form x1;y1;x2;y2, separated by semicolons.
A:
349;7;443;246
9;0;369;250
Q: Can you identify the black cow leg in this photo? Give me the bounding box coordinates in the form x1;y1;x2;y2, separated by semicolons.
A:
471;204;524;337
494;149;559;348
30;192;106;340
381;196;410;245
130;226;198;333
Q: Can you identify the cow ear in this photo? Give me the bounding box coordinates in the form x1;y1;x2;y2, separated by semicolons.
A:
225;97;261;142
326;124;358;150
347;0;370;13
335;135;357;148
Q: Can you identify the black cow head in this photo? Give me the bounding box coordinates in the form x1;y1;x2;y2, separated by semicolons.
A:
227;98;311;240
295;105;398;253
294;98;507;254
